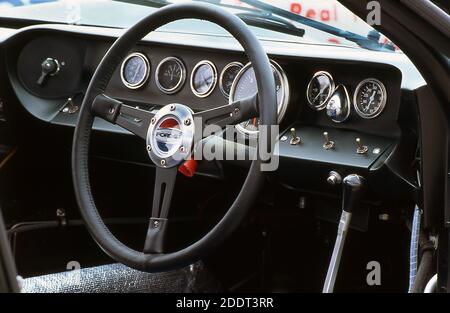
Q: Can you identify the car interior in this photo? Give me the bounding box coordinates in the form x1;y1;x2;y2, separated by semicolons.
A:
0;0;449;294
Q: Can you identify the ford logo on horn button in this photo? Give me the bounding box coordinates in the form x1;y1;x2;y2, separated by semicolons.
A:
154;118;183;154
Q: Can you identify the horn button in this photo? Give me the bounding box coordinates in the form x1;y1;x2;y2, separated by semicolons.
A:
147;104;195;168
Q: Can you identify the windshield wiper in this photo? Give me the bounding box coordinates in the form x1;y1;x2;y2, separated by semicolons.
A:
194;0;305;38
123;0;306;38
119;0;169;9
240;0;395;51
236;12;305;38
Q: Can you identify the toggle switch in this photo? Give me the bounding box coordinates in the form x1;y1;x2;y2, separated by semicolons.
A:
290;128;301;145
356;138;368;155
323;132;335;150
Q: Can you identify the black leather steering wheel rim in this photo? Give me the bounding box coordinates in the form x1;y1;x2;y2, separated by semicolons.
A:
72;2;277;272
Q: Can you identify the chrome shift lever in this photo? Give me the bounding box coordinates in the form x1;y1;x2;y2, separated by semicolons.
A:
323;174;365;293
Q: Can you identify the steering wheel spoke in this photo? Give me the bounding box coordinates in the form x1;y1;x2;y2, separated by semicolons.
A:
143;166;178;254
194;93;258;137
91;93;154;140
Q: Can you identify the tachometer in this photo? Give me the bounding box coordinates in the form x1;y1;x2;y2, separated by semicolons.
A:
219;62;243;98
230;60;290;137
156;57;186;94
120;53;150;89
306;71;335;110
353;78;387;119
191;60;217;98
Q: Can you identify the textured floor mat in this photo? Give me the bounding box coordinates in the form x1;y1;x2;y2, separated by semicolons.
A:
20;261;220;293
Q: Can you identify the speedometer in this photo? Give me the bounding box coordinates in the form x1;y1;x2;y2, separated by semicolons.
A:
230;60;290;137
353;78;387;119
120;53;150;89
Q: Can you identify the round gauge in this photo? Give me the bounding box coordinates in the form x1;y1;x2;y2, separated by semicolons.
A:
219;62;243;98
120;53;150;89
326;85;351;123
353;78;387;119
230;61;290;137
306;71;335;110
155;57;186;94
190;60;217;98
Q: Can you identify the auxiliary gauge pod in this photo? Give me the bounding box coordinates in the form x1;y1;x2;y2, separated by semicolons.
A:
323;174;365;293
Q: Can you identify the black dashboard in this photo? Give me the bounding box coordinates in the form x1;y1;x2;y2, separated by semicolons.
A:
1;25;424;210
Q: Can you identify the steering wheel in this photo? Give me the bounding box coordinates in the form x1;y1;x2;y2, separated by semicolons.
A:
72;2;277;272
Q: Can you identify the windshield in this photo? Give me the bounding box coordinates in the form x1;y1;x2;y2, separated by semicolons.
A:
0;0;398;52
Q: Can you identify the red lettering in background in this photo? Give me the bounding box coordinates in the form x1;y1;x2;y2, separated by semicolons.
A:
290;3;302;15
290;3;338;23
306;9;316;19
321;10;330;22
328;38;340;44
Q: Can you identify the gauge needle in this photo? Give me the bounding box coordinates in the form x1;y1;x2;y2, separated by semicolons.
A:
169;66;175;81
201;73;208;86
132;64;141;82
365;91;377;112
313;86;327;102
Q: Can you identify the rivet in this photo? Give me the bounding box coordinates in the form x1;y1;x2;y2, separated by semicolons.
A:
146;145;151;152
161;159;166;166
151;118;156;124
184;119;191;126
170;105;176;111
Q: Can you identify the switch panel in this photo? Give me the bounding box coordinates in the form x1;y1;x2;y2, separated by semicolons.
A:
276;125;395;170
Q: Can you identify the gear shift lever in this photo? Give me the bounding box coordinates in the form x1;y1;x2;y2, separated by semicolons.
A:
323;174;365;293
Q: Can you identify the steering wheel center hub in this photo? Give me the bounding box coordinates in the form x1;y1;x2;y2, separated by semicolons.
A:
147;103;195;168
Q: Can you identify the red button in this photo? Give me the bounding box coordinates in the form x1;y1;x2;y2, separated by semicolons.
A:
179;159;197;178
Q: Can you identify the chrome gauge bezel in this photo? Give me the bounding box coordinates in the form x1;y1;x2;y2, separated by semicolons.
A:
155;56;186;95
326;84;351;123
353;78;387;119
120;52;150;90
190;60;218;98
306;71;335;111
219;62;243;98
231;60;290;137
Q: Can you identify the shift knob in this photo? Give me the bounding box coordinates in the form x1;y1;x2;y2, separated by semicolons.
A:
342;174;365;213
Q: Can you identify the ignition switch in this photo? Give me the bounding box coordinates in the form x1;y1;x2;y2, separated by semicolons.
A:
37;57;60;85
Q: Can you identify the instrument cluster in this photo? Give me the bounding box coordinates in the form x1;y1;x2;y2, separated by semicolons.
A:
306;71;388;123
119;52;390;138
120;52;244;100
